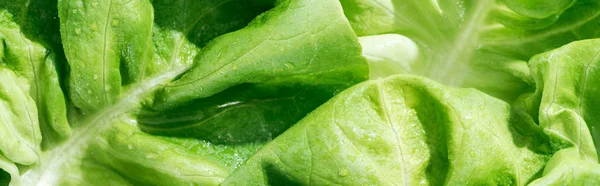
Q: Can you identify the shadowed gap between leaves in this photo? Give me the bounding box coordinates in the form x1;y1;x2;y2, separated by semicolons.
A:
152;0;276;49
0;169;9;186
138;81;343;145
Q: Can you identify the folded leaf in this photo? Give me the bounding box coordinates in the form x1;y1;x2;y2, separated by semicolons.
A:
0;0;70;147
525;39;600;162
508;39;600;184
522;39;600;163
142;0;367;143
0;67;40;186
0;156;19;186
152;0;367;110
358;34;419;78
58;0;155;112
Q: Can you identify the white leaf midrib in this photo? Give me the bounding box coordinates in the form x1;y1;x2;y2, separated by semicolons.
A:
428;0;494;86
24;66;189;186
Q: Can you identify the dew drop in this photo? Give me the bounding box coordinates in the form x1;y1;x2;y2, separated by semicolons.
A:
74;28;82;35
284;62;295;69
111;19;120;26
90;23;98;31
338;168;349;177
93;74;98;80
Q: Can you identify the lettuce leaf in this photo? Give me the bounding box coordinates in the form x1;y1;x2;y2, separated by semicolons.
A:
0;0;599;185
2;0;367;185
222;75;550;185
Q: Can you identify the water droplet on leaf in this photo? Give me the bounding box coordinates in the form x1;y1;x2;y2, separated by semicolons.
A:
338;168;349;177
111;19;119;26
90;23;98;31
284;62;295;69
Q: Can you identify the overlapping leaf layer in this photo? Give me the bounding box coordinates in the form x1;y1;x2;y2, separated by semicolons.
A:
0;0;599;185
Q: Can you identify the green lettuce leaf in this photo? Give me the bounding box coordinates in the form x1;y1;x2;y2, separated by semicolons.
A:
0;0;70;148
140;0;367;143
527;39;600;161
58;0;156;112
222;75;551;185
36;118;231;185
0;67;40;186
513;39;600;184
150;0;367;110
529;148;600;185
1;0;367;185
2;0;600;185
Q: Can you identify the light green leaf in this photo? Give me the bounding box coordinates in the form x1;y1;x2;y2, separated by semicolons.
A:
22;117;238;186
500;0;574;19
510;39;600;184
0;67;40;186
0;68;40;165
0;156;19;186
529;148;600;185
358;34;419;78
522;39;600;162
0;0;70;148
222;75;549;185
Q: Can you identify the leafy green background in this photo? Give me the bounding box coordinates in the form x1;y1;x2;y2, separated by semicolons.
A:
0;0;599;185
